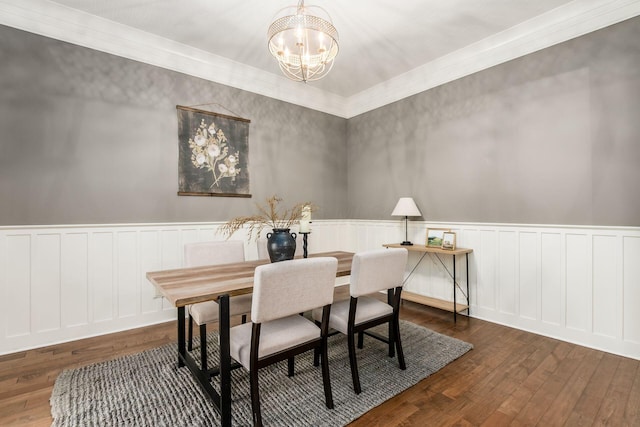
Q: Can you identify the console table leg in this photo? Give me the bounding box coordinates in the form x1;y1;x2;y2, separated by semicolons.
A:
466;253;470;317
453;254;457;323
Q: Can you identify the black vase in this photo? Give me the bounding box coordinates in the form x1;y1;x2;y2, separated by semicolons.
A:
266;228;297;262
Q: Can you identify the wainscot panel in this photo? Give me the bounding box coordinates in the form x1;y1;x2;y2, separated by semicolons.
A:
349;220;640;361
0;221;353;354
1;221;639;361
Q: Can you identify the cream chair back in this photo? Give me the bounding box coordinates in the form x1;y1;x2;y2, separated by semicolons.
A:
251;257;337;323
184;240;245;267
350;248;408;297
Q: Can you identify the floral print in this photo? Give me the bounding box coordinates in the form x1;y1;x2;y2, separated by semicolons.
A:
189;118;241;188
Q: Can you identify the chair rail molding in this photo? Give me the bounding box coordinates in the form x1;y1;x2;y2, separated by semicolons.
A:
1;220;639;360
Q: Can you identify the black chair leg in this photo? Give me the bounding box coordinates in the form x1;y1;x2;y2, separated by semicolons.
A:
320;341;334;409
357;331;364;349
394;319;406;370
187;314;194;351
348;332;361;394
242;314;247;323
288;357;295;377
388;321;395;357
313;347;320;367
199;323;207;372
250;369;263;427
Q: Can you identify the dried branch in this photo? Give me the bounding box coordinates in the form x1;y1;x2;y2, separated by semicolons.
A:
218;195;317;241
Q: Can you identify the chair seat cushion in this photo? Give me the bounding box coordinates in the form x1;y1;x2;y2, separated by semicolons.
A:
312;296;393;335
230;315;320;369
189;294;253;325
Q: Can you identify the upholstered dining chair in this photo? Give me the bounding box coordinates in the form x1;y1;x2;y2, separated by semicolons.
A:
256;234;304;260
313;247;408;394
229;257;338;426
184;240;252;372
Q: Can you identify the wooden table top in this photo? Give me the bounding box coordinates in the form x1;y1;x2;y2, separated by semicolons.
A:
383;243;473;255
146;251;354;308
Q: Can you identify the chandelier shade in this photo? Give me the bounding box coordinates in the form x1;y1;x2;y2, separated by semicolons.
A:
267;0;339;82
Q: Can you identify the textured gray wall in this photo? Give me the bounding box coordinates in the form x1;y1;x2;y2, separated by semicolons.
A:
2;17;640;227
348;17;640;226
0;25;347;225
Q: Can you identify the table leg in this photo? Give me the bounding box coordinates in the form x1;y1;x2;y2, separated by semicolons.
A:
176;303;225;424
387;289;395;358
453;254;457;323
178;306;186;367
218;294;232;427
466;253;470;316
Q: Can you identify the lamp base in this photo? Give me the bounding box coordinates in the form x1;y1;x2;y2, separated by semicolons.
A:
400;241;414;246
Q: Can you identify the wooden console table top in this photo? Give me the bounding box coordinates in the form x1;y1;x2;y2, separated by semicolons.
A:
383;243;473;256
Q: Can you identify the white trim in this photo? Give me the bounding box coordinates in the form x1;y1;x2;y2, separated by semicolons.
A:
1;219;638;232
345;0;640;117
1;0;639;118
0;0;348;117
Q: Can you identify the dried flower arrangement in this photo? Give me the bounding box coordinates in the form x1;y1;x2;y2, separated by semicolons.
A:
218;195;316;241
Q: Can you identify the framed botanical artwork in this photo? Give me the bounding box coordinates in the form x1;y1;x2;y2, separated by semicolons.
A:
426;228;450;248
176;105;251;197
441;231;457;250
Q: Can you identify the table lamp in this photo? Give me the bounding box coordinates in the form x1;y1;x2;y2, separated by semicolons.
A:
391;197;422;245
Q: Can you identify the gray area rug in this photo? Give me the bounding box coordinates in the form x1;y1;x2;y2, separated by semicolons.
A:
51;320;472;426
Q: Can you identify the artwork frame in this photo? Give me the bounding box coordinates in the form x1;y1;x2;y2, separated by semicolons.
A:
441;231;457;250
426;228;450;248
176;105;251;197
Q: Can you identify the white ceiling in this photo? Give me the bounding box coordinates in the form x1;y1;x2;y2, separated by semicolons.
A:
1;0;640;117
43;0;575;97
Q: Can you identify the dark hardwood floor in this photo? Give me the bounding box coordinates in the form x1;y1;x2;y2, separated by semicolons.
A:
1;299;639;426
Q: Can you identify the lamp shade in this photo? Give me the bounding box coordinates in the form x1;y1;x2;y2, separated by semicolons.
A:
391;197;421;217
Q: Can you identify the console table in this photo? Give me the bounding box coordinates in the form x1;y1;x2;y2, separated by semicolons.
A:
383;244;473;322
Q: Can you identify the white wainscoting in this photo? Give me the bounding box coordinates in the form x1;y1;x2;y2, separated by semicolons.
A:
348;220;640;360
0;221;351;355
1;220;639;360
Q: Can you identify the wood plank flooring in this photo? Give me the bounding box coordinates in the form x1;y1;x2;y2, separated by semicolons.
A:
1;300;639;426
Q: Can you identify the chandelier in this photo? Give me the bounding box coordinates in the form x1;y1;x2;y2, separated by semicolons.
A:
267;0;339;82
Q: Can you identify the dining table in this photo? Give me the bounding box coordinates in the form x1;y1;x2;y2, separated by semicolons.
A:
146;250;354;427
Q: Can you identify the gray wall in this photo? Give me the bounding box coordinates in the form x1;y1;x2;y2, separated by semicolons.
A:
0;25;347;225
347;16;640;226
2;17;640;227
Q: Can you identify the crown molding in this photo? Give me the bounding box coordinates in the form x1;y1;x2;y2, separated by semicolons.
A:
345;0;640;117
0;0;348;117
1;0;639;119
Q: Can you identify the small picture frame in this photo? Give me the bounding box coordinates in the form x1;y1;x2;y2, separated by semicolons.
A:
426;228;450;248
441;231;457;250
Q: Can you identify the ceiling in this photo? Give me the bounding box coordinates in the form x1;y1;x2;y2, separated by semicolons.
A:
1;0;639;117
44;0;574;97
